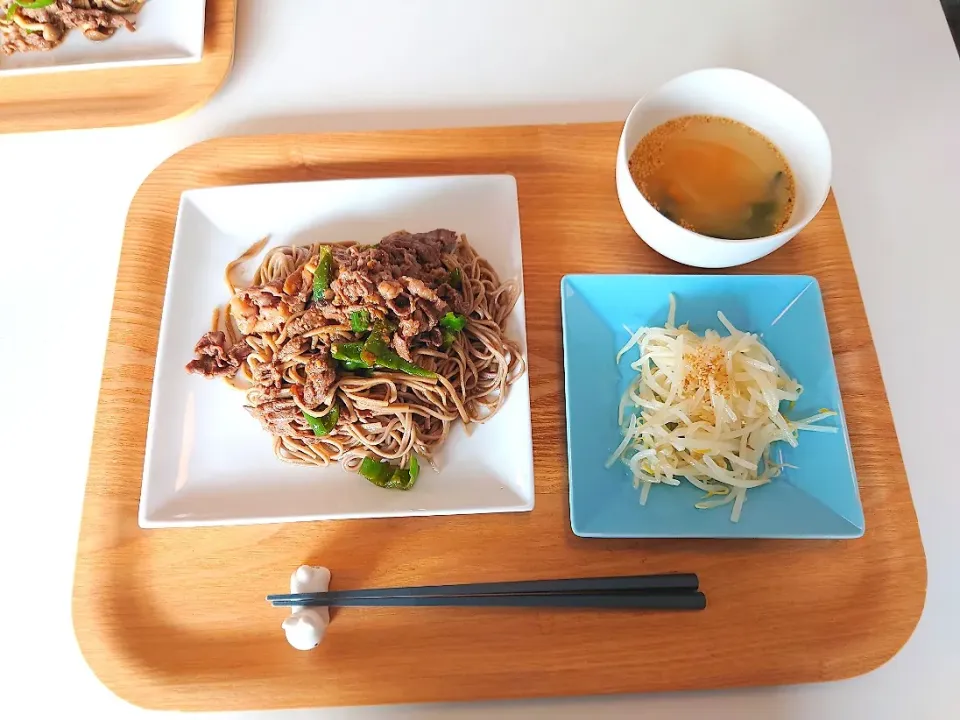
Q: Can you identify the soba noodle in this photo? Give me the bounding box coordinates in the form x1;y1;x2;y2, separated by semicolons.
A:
201;232;525;478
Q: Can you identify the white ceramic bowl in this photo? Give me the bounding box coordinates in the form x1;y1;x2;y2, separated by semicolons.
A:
616;68;832;268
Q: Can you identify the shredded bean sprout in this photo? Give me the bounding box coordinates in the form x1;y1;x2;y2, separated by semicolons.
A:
611;294;838;521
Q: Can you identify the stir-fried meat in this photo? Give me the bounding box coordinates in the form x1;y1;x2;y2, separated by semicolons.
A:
333;230;455;286
276;336;308;361
330;269;379;305
398;316;420;338
277;335;310;362
281;254;316;306
301;348;336;408
191;230;470;430
381;229;456;270
57;1;136;40
398;299;452;338
0;1;139;56
248;397;298;422
1;26;57;55
230;255;317;336
437;282;467;314
323;230;464;343
285;307;325;337
75;0;144;8
1;5;64;54
245;398;312;439
185;331;252;378
318;304;350;323
414;302;443;329
377;279;403;301
395;306;443;340
229;282;292;335
403;276;438;302
253;360;283;389
392;334;413;362
386;293;414;318
246;385;282;404
280;231;463;344
424;328;444;348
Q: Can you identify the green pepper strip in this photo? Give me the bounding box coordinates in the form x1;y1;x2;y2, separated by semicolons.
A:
363;320;390;356
439;312;467;332
359;457;393;487
339;360;369;372
331;342;367;365
302;405;339;437
361;321;391;362
350;310;370;333
375;349;437;378
359;457;416;490
334;328;437;378
359;322;437;378
331;343;373;373
438;312;467;350
312;246;332;303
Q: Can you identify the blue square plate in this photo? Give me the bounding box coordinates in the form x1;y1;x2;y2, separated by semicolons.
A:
561;274;864;539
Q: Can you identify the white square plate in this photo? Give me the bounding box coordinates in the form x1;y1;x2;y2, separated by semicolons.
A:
0;0;205;76
140;175;534;528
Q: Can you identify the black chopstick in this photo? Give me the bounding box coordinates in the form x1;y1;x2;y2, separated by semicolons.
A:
267;573;699;605
272;592;706;610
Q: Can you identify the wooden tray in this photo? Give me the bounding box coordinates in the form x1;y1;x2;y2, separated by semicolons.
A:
0;0;235;134
73;125;927;712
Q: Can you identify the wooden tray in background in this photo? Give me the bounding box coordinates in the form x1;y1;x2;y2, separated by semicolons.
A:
72;124;926;712
0;0;236;134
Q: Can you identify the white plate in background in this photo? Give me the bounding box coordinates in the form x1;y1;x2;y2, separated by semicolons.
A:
0;0;205;76
140;174;534;528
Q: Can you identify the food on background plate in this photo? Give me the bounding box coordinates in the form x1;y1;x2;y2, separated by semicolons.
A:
186;229;525;490
609;294;837;521
0;0;142;56
627;114;796;240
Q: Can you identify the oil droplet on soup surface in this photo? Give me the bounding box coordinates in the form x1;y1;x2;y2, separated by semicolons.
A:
628;115;796;240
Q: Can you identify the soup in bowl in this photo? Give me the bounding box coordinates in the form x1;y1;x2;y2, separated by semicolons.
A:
616;68;832;268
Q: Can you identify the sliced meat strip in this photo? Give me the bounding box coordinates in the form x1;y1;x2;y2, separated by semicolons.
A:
230;282;291;335
57;1;136;40
253;360;284;389
286;308;326;337
402;276;439;302
277;336;310;362
185;331;251;378
424;328;444;348
398;316;420;338
378;279;404;300
386;293;414;318
392;334;413;362
245;399;311;438
302;347;337;408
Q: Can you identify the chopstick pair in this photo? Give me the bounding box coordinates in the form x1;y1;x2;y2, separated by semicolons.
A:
267;573;706;610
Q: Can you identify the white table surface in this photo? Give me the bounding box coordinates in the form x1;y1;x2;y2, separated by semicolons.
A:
2;1;958;717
